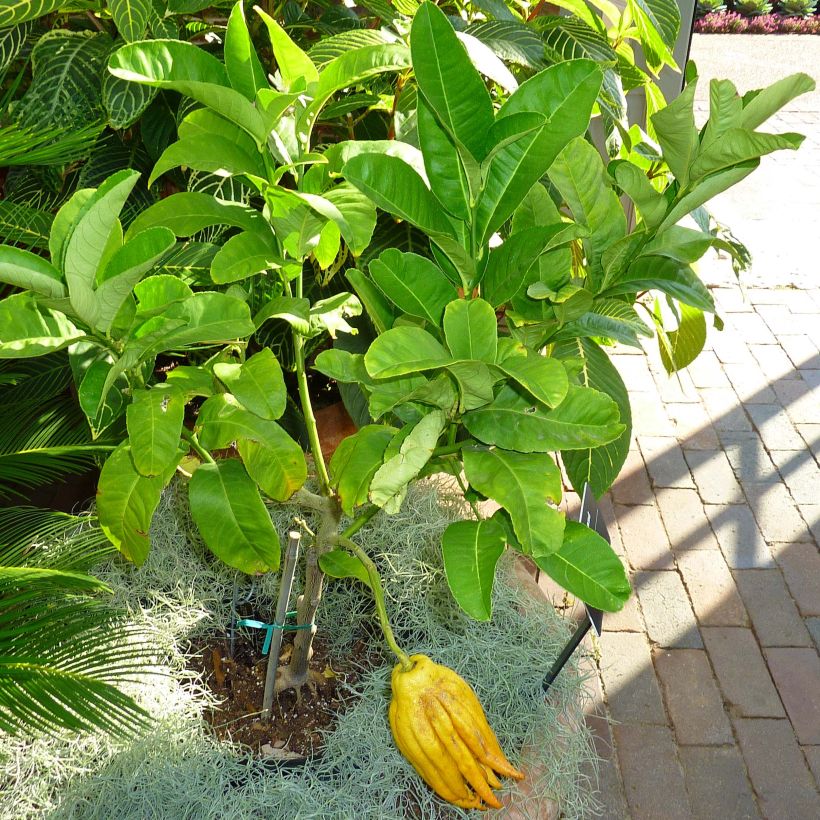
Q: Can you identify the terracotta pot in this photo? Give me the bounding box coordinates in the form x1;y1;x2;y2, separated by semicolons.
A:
314;401;357;459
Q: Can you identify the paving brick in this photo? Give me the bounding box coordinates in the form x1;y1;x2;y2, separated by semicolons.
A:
654;650;733;745
735;719;820;820
665;402;720;450
720;431;780;483
685;450;744;504
599;632;667;725
613;354;657;393
679;746;761;819
769;448;820;504
805;746;820;790
704;504;772;570
766;648;820;745
747;404;806;450
807;618;820;651
638;436;694;489
614;503;674;570
602;574;644;632
635;571;701;649
612;724;692;820
734;570;813;646
656;488;719;552
773;378;820;425
678;550;748;627
800;367;820;388
711;329;755;364
713;287;755;315
744;483;813;545
700;387;754;432
780;334;820;369
630;392;674;437
727;312;778;345
750;343;799;380
688;351;732;389
723;361;777;404
777;543;820;617
756;304;807;337
652;368;700;404
701;627;785;718
610;448;653;505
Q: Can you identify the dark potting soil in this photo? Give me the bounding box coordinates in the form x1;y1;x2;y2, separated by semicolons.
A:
192;635;366;759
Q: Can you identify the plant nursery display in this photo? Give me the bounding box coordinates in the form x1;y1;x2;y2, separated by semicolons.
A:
0;0;814;815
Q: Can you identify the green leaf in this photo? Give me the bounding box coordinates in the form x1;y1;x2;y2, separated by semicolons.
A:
443;298;497;362
410;1;493;161
495;347;568;408
164;365;214;399
364;326;451;378
319;550;372;588
651;81;698;187
556;298;652;348
0;246;64;299
342;153;456;239
254;296;310;334
463;384;624;452
78;359;126;437
134;275;193;317
309;292;362;339
609;159;667;230
103;72;158;130
196;394;306;501
548;138;626;292
368;249;455;325
0;199;52;251
314;349;370;384
94;226;177;333
108;40;267;145
110;0;150;42
346;267;397;334
322;184;378;257
369;410;446;510
213;348;286;421
126;191;270;239
149;134;267;187
188;459;280;574
0;293;82;359
446;360;496;412
96;443;170;565
464;447;564;557
210;230;282;284
225;1;268;101
475;59;602;242
739;73;815;131
689;129;804;182
126;385;185;477
0;22;30;72
603;255;714;312
254;6;318;94
627;0;679;73
555;338;631;498
534;520;630;611
329;424;394;515
659;302;707;374
441;518;506;621
0;1;62;27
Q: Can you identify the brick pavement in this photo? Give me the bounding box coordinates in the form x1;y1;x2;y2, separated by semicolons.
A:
553;35;820;819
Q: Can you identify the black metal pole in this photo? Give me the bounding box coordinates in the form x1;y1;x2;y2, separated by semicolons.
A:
542;611;593;692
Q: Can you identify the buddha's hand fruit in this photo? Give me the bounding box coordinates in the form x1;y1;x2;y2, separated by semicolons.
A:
389;654;524;810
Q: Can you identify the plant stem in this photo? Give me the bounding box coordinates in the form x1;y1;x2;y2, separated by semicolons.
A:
181;429;216;464
341;504;380;539
334;535;412;671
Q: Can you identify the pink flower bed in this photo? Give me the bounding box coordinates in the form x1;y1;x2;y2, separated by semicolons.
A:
695;10;820;31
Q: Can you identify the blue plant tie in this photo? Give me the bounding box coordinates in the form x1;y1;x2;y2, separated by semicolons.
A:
235;610;313;655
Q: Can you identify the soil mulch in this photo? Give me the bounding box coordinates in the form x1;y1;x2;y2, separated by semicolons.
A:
192;635;366;759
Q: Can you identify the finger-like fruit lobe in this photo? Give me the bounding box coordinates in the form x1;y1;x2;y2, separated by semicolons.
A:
389;654;524;810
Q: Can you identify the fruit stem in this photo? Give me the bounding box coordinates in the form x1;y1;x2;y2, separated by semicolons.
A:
334;535;413;671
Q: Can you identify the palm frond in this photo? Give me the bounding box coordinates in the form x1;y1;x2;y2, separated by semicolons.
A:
0;353;72;409
0;122;102;167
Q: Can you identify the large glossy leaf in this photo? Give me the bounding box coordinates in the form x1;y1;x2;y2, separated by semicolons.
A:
126;191;270;239
555;338;631;498
689;129;804;182
321;184;378;256
495;346;568;408
318;550;371;588
740;73;815;130
602;255;714;312
368;249;455;325
463;447;564;557
188;459;280;574
364;326;451;378
609;160;667;230
627;0;679;73
196;394;305;501
441;518;506;621
0;1;62;26
96;443;170;565
342;153;456;239
110;0;150;42
254;295;310;334
410;1;492;161
0;22;30;72
443;298;497;362
651;82;698;187
534;520;630;611
103;72;158;130
369;410;446;510
329;424;394;515
0;246;64;298
209;230;282;284
108;40;267;145
475;59;602;242
0;293;82;359
224;1;268;101
463;384;623;452
548;138;626;291
446;360;495;411
212;348;286;421
254;6;319;93
659;302;707;374
126;385;185;477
